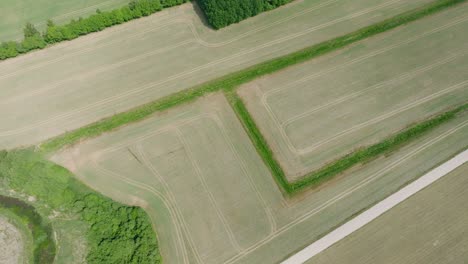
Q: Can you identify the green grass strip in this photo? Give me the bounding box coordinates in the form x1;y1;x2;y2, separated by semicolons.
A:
230;89;467;194
40;0;465;154
225;91;292;193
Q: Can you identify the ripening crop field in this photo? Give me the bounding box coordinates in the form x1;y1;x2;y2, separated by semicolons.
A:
0;0;435;149
52;92;468;264
307;162;468;264
238;3;468;180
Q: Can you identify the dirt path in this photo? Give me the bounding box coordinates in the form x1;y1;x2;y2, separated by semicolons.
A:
281;148;468;264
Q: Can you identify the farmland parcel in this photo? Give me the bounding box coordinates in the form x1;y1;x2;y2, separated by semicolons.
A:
1;0;467;263
0;0;436;149
307;162;468;264
238;2;468;180
52;91;468;263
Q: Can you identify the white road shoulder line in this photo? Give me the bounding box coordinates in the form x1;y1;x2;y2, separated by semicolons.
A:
282;149;468;264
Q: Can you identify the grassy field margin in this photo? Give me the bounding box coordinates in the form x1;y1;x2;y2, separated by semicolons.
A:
39;0;465;153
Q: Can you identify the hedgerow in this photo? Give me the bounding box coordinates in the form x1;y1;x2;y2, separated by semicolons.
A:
0;0;189;60
0;150;160;263
198;0;293;29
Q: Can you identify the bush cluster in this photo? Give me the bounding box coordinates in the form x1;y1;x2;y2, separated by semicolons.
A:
0;150;160;263
198;0;293;29
0;0;188;60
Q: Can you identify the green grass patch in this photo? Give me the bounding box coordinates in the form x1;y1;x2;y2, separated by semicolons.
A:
39;0;465;153
0;195;55;264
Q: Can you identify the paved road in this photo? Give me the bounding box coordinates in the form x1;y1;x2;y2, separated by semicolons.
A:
281;149;468;264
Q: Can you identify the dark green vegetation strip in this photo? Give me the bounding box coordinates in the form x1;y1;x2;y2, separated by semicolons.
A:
198;0;294;29
0;0;188;60
0;195;55;263
39;0;465;153
0;150;160;263
226;91;292;193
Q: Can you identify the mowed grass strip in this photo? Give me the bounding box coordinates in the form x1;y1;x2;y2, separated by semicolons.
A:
39;0;465;153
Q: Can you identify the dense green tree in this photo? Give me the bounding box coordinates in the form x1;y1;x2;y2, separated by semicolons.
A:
198;0;294;29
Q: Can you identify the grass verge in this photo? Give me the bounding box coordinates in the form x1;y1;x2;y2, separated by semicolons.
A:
39;0;465;153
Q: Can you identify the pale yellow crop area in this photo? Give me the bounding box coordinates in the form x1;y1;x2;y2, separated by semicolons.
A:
52;92;468;264
0;0;435;149
307;162;468;264
238;3;468;180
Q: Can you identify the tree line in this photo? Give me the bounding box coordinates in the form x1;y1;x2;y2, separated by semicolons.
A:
0;0;188;60
198;0;293;29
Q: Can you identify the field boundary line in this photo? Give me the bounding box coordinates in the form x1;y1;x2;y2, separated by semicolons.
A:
281;148;468;264
175;128;243;253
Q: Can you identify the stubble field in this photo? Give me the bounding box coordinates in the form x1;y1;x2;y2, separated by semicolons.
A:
0;0;436;149
52;91;468;264
308;162;468;264
238;3;468;180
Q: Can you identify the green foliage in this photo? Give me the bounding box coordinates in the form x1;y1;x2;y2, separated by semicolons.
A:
0;0;189;60
0;195;55;263
0;150;160;263
226;91;292;193
40;0;465;153
198;0;293;29
23;22;40;38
